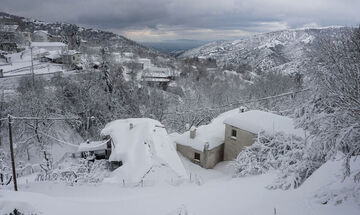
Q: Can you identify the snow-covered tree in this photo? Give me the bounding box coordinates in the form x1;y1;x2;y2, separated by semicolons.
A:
0;148;11;185
297;26;360;180
233;131;320;189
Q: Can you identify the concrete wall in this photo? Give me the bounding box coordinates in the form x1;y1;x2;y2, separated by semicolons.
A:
176;144;204;166
203;143;224;169
176;143;224;169
224;124;257;161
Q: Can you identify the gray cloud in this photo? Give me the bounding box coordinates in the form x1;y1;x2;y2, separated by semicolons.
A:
1;0;360;41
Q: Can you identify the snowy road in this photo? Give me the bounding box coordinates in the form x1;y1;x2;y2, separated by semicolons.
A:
1;158;359;215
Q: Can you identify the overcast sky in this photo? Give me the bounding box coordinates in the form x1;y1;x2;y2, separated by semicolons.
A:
2;0;360;42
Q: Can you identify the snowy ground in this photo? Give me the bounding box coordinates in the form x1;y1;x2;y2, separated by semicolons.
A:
1;155;359;215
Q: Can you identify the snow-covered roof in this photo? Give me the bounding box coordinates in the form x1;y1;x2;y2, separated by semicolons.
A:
63;50;81;55
77;140;108;152
223;110;305;138
143;77;171;82
0;24;18;32
101;118;187;182
31;42;68;48
33;30;49;35
172;108;240;151
45;50;61;60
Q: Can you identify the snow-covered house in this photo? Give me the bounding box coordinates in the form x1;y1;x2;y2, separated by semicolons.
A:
223;110;305;161
0;24;19;33
98;118;187;183
31;42;68;53
173;109;239;169
61;50;82;66
174;109;305;168
32;30;49;42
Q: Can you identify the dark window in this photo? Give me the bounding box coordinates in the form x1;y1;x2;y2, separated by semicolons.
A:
194;152;200;160
231;129;237;138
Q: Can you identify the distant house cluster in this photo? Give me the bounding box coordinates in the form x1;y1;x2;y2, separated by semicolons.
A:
0;19;83;69
31;42;82;68
112;51;176;89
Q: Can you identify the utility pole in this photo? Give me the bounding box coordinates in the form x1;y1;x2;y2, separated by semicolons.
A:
30;46;35;86
8;115;18;191
2;114;80;192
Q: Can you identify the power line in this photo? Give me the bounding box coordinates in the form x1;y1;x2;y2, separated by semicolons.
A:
25;125;80;148
11;115;80;121
164;88;311;115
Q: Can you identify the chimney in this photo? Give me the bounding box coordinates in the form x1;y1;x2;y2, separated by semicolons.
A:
129;123;134;130
239;106;247;113
190;127;196;139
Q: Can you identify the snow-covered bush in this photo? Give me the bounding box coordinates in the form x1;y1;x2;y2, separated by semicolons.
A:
0;148;11;186
233;131;321;189
36;158;109;185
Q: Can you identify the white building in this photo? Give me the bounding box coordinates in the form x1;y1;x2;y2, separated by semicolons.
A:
31;42;68;53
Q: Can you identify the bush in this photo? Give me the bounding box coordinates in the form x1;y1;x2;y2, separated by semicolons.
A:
233;131;322;189
36;158;109;185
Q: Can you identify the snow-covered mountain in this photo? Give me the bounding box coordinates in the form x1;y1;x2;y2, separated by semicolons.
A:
0;12;166;59
180;27;348;74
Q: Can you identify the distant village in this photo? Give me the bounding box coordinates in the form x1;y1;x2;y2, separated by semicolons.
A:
0;18;180;90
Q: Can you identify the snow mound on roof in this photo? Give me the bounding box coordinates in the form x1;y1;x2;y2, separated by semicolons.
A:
173;108;240;151
101;118;187;183
224;110;305;138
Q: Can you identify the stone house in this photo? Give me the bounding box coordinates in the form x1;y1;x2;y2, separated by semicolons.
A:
175;127;225;169
223;110;305;161
61;50;82;66
175;109;305;168
173;109;241;169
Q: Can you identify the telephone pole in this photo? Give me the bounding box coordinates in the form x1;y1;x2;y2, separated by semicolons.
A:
8;115;18;191
30;45;35;86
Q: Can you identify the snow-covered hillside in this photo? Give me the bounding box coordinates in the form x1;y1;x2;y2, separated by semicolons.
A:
181;27;348;74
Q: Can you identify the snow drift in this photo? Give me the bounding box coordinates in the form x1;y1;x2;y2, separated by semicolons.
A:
101;118;188;183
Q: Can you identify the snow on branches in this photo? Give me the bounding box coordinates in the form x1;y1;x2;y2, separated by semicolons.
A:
233;131;321;189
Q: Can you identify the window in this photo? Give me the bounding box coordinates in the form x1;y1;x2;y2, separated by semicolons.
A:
194;152;200;161
231;129;237;139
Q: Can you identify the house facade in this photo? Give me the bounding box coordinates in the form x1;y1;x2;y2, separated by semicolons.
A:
176;138;224;169
223;124;257;161
61;51;82;66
